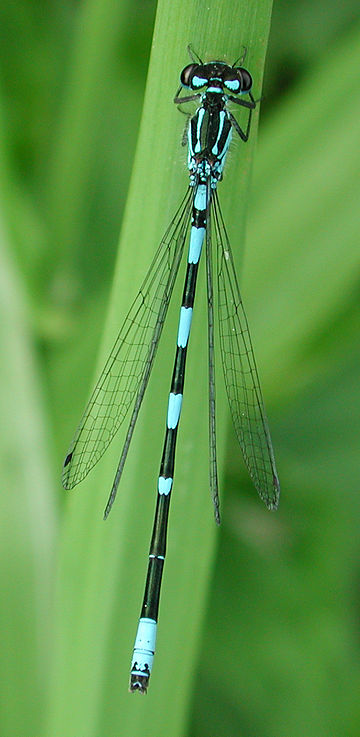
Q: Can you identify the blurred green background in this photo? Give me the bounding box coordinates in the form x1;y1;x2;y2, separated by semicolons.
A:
1;1;360;736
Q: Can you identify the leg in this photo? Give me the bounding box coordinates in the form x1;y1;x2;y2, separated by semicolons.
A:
187;44;203;64
229;93;256;142
174;91;201;105
228;91;256;110
229;107;253;142
232;46;247;67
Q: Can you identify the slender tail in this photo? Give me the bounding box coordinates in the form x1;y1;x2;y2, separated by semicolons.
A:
129;182;208;693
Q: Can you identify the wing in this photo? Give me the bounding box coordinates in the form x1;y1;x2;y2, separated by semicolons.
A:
62;189;193;489
212;191;280;509
205;185;220;524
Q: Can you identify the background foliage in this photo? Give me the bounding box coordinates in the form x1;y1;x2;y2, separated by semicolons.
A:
0;1;359;736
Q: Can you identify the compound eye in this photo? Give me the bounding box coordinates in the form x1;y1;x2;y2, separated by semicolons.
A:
232;67;253;94
180;63;209;90
180;63;198;88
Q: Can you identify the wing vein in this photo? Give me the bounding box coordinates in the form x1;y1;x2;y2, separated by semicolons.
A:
213;190;280;509
62;188;193;490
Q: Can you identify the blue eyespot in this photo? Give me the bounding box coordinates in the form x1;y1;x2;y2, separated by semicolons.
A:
191;75;208;89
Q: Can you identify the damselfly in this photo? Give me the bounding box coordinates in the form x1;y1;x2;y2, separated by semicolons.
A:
62;47;280;694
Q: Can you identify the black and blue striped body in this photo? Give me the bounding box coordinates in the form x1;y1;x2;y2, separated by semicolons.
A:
61;54;279;696
130;82;235;692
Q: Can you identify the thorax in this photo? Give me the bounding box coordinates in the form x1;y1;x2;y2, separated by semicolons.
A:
187;92;232;187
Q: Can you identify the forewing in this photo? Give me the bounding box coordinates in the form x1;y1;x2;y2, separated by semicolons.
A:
62;189;192;489
213;192;280;509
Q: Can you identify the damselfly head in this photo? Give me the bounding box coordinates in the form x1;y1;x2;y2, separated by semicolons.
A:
180;61;253;95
